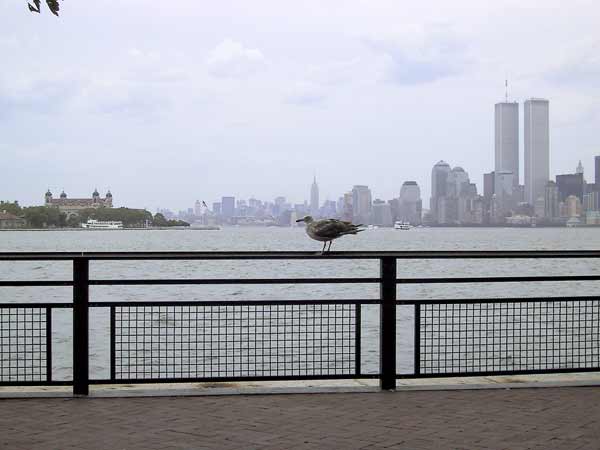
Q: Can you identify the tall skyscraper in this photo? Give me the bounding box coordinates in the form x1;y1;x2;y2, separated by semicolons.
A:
310;176;319;216
399;181;422;225
372;199;393;227
544;181;559;219
576;160;584;176
430;160;451;222
483;172;495;199
524;98;550;205
495;102;519;185
595;156;600;185
351;185;372;224
221;196;235;218
494;171;516;218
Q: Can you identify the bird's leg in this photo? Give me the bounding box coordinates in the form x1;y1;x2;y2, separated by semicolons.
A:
321;242;326;254
327;241;333;252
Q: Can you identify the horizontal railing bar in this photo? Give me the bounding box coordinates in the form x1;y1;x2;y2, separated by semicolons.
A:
1;250;600;260
1;295;597;308
396;295;600;305
397;275;600;284
0;281;73;287
89;299;381;307
1;295;596;308
396;367;600;379
89;278;380;285
0;381;72;386
1;275;598;287
0;302;73;308
89;374;380;384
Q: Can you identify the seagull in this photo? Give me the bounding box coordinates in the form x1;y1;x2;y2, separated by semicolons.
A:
296;216;365;253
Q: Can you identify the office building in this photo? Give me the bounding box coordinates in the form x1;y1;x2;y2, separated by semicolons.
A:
430;160;451;222
524;98;550;205
583;191;599;212
221;196;235;218
399;181;422;225
310;177;319;216
483;172;495;199
342;192;353;221
495;102;519;185
372;199;393;227
493;171;516;220
544;181;559;219
566;195;582;218
556;173;584;202
351;185;372;224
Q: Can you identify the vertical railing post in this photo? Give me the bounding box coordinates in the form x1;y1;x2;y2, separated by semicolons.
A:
73;257;89;396
380;256;397;390
414;303;421;376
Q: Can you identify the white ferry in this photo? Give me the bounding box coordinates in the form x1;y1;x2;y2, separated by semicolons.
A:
394;221;412;230
81;219;124;229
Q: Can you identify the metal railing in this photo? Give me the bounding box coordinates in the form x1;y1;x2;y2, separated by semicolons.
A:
1;250;600;395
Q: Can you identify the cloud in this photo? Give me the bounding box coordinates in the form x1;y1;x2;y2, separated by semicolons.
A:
206;39;267;78
364;24;470;85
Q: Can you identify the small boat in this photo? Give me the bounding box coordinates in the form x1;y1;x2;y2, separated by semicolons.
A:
81;219;124;229
394;221;412;230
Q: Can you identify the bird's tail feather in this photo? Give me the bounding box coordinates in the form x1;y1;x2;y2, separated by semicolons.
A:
341;228;365;236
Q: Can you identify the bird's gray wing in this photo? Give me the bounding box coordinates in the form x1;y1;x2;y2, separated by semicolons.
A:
312;220;353;238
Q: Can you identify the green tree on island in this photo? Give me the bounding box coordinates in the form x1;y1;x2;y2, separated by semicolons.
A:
0;201;22;216
23;206;66;228
152;213;190;227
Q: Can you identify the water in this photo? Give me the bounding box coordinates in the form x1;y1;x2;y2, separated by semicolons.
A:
1;227;599;380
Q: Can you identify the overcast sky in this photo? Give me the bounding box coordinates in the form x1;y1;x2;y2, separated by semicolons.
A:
1;0;599;211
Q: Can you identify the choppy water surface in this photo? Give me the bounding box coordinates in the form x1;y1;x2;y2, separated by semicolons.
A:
1;227;599;379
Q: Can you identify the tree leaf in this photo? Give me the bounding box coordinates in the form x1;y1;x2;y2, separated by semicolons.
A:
46;0;60;16
28;0;41;13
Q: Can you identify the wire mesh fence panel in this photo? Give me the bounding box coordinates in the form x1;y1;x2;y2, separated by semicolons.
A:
0;307;49;383
113;303;357;380
419;300;600;375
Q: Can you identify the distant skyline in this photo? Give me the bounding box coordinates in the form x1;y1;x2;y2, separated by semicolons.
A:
2;0;600;210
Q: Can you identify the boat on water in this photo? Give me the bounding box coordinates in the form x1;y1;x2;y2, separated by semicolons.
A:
81;219;124;229
394;221;412;230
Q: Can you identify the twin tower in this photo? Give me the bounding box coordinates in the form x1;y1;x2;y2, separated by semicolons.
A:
495;98;549;205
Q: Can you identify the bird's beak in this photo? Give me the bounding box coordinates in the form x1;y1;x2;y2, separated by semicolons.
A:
296;218;305;223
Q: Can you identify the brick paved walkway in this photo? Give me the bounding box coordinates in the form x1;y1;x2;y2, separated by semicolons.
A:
1;387;599;450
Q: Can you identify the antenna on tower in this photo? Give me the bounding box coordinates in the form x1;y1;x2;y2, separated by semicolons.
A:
505;78;508;102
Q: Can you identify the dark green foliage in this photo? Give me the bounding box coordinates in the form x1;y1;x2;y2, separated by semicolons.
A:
152;212;168;227
152;213;189;227
23;206;66;228
0;201;22;216
28;0;60;16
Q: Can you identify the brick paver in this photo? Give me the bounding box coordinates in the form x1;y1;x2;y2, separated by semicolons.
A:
1;387;600;449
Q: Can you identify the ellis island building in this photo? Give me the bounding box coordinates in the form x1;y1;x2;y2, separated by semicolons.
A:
44;189;113;217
